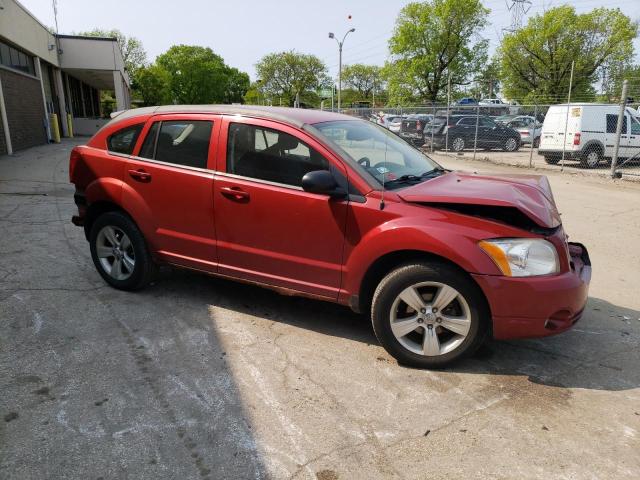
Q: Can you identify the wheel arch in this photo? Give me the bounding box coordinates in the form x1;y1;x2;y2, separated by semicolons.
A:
581;140;604;156
84;201;133;241
355;249;491;320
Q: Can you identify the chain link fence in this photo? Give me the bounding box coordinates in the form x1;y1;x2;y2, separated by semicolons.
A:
332;99;640;178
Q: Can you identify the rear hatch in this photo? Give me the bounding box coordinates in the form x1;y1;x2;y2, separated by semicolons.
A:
401;118;424;136
540;106;582;151
424;117;447;136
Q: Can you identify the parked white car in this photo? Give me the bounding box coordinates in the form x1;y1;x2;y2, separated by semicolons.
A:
388;116;404;134
538;103;640;168
479;98;506;106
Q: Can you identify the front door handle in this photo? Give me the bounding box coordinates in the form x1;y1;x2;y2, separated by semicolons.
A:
128;169;152;182
220;186;250;201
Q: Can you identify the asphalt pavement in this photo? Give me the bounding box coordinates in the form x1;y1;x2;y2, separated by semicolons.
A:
1;139;639;479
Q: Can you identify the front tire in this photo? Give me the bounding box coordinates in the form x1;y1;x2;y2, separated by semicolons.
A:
371;262;489;368
89;211;155;291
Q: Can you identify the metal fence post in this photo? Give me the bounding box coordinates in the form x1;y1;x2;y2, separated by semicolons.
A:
529;104;537;168
560;61;575;171
473;104;480;161
430;105;435;153
611;80;629;178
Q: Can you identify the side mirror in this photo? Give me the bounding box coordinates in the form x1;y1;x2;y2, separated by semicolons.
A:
301;170;345;198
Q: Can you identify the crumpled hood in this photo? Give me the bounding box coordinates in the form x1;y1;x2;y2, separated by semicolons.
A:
398;171;561;228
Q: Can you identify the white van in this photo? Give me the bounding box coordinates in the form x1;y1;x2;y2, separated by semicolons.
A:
538;103;640;168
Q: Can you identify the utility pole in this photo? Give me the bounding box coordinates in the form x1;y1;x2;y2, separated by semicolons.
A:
329;28;356;111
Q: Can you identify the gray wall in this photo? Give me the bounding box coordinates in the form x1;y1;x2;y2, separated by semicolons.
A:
0;69;47;151
0;111;6;155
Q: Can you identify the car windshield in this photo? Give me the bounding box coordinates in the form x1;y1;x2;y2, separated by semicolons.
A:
312;120;443;190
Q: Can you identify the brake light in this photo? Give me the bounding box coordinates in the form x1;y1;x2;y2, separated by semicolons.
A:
416;120;423;130
573;132;581;146
69;147;82;182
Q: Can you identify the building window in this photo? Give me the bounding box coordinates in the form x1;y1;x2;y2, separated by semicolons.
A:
0;40;35;76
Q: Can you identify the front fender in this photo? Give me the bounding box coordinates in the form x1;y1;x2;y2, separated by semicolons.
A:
341;209;520;298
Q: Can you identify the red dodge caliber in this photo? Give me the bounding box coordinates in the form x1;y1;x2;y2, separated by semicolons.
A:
69;106;591;368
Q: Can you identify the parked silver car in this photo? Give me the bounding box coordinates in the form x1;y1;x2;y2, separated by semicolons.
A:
506;115;542;147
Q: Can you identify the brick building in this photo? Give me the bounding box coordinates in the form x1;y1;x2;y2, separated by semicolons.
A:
0;0;131;155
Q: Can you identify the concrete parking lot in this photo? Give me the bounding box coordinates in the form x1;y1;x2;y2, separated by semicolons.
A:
1;138;639;479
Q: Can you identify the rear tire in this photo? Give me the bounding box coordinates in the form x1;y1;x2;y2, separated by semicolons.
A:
581;146;602;169
89;211;155;291
371;262;489;369
503;137;520;152
451;137;465;152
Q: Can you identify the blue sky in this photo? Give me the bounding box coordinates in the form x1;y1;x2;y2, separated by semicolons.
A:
20;0;640;80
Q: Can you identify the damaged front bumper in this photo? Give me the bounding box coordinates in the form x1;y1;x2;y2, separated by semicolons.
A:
473;242;592;340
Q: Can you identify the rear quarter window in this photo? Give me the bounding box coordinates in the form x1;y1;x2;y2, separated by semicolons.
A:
107;124;144;154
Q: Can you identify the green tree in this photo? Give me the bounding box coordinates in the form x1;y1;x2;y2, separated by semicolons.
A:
156;45;249;104
224;67;251;104
77;28;147;74
470;59;501;99
342;64;383;100
383;0;489;104
498;6;638;103
255;51;329;107
599;62;640;102
132;65;172;106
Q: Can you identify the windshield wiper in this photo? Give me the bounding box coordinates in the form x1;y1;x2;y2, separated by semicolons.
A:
384;174;423;185
420;167;446;178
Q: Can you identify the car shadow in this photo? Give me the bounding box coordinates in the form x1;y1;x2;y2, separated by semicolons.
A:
149;268;639;393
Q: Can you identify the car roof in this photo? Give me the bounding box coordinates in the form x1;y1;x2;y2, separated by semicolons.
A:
109;105;352;128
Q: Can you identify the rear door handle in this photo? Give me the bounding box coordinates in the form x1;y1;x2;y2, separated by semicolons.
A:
128;169;152;182
220;186;250;201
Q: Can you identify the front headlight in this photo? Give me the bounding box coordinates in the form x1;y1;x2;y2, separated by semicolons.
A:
479;238;559;277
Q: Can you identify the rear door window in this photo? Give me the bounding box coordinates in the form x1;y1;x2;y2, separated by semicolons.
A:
480;117;496;128
138;120;213;169
107;124;144;154
457;118;475;126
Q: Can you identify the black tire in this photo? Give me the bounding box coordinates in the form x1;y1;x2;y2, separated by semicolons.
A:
371;262;489;369
544;155;560;165
580;145;602;169
503;137;520;152
89;211;155;290
533;137;540;148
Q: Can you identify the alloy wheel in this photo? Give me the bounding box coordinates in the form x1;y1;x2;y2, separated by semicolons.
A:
505;138;517;151
95;225;135;281
389;281;471;357
452;137;465;152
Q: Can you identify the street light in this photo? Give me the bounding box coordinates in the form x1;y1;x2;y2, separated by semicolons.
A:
328;28;355;111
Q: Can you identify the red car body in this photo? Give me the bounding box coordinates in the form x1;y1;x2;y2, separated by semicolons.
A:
70;105;591;341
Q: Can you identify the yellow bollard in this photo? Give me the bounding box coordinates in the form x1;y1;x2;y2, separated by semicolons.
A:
67;113;74;138
50;113;60;143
